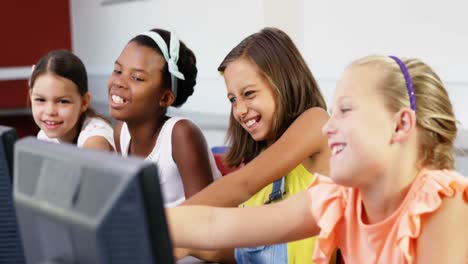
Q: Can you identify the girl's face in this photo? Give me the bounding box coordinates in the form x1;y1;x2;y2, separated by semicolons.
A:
108;41;169;123
30;73;88;143
322;65;395;187
224;58;277;142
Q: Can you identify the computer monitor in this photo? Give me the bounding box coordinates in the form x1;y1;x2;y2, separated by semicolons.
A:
0;125;25;263
13;137;174;264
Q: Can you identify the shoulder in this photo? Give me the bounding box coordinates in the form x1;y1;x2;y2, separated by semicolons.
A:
81;117;113;132
416;169;468;201
415;179;468;262
416;169;468;218
396;169;468;262
78;117;115;150
171;118;203;143
426;184;468;222
404;170;468;222
81;136;114;151
170;118;209;157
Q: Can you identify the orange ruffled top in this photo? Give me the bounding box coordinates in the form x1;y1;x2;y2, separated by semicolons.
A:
307;169;468;264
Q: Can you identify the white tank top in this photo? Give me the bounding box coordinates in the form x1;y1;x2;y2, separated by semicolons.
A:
120;116;221;207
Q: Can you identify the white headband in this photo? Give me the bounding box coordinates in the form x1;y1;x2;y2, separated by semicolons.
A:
140;31;185;97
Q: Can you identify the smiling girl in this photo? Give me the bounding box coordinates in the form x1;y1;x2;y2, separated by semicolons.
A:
177;27;332;264
30;50;114;151
170;55;468;263
108;28;221;208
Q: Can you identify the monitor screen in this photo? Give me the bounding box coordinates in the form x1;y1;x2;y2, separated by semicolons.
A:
0;125;25;263
14;137;174;264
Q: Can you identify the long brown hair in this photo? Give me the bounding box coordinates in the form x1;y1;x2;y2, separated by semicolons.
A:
218;27;326;167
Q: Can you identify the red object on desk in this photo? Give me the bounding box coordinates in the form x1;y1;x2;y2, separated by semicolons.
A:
212;146;238;176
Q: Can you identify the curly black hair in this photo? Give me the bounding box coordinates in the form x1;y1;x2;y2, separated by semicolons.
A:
130;29;197;107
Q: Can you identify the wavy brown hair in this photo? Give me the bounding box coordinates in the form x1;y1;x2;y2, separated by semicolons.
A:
351;55;458;170
218;27;326;167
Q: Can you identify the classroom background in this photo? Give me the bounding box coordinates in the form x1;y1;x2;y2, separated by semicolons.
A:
1;0;467;173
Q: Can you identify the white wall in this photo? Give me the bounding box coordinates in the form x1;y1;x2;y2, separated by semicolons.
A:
70;0;468;151
301;1;468;124
70;0;270;147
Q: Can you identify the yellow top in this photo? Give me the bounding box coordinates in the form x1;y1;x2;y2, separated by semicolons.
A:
240;164;318;264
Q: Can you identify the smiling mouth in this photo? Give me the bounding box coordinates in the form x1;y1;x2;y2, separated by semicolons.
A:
42;120;63;129
331;144;345;156
244;117;261;128
111;94;128;104
44;121;61;125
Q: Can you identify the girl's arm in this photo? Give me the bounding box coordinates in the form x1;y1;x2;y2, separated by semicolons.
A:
168;190;319;249
183;107;329;206
82;136;114;151
416;191;468;263
172;119;216;198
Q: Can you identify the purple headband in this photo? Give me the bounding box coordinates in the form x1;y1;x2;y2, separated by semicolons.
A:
389;56;416;112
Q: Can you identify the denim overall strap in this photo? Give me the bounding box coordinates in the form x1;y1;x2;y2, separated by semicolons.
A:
235;176;288;263
265;176;285;204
